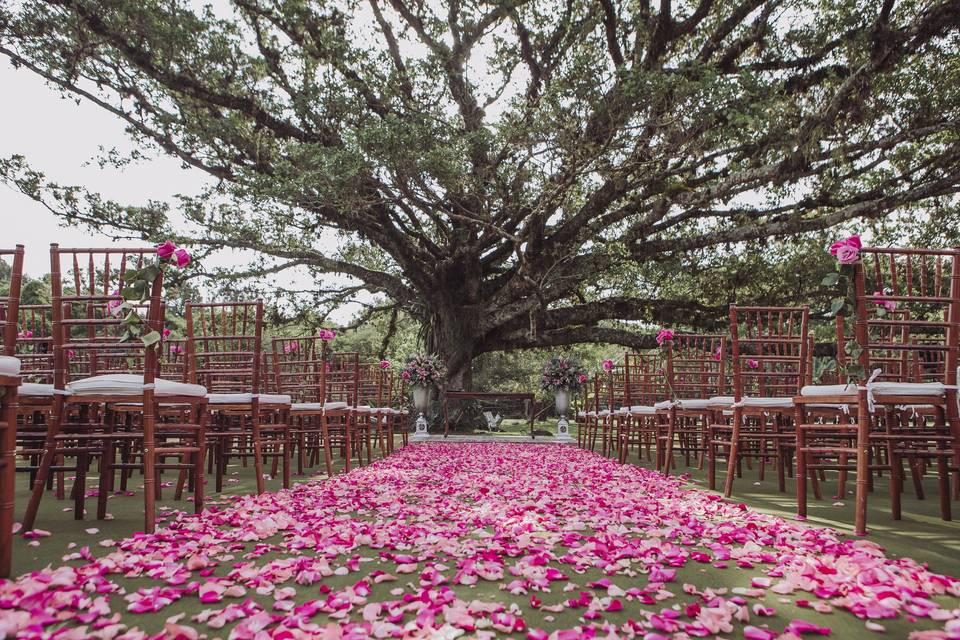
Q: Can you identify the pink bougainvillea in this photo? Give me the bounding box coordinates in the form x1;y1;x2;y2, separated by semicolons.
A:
0;444;957;639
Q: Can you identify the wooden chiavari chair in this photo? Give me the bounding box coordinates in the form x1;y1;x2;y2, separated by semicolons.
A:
325;351;360;471
708;305;809;498
796;247;960;535
618;353;667;465
657;335;728;474
579;375;602;451
186;301;291;495
0;245;24;576
22;245;207;534
272;335;337;477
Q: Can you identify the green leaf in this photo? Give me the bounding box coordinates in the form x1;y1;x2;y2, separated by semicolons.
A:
122;310;142;325
140;330;162;346
820;272;840;287
827;297;845;316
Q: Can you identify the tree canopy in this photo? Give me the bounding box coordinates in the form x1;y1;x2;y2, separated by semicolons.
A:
2;0;959;386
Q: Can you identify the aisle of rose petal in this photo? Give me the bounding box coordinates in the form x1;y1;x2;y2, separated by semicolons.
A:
1;443;959;639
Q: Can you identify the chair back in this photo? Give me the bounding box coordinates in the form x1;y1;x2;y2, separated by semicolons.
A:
271;336;327;403
851;247;960;386
160;338;187;382
326;351;360;406
623;352;666;407
664;334;726;399
49;245;164;389
0;245;25;355
14;304;54;384
729;305;809;400
185;301;263;394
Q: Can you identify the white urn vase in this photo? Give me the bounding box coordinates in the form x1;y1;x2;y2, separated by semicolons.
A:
554;388;574;443
411;385;431;440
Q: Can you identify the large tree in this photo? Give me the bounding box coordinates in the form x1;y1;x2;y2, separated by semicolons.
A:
2;0;959;387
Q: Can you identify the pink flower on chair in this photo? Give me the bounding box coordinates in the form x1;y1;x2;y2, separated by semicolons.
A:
162;328;172;339
173;248;191;268
873;290;897;312
169;345;183;355
713;346;722;361
380;360;391;370
156;240;177;260
17;330;33;339
283;343;299;355
747;358;759;369
656;328;675;345
577;373;588;384
401;370;411;380
318;328;337;341
66;349;76;361
602;359;614;372
830;234;862;264
107;290;123;316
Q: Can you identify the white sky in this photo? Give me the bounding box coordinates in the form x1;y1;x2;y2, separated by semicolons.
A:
0;59;365;322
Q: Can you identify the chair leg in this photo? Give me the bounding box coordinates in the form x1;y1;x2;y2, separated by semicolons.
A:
23;397;66;531
142;399;157;534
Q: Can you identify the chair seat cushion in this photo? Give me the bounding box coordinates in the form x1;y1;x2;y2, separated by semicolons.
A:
207;393;253;404
353;405;373;413
653;400;673;411
675;398;712;410
380;407;399;415
708;396;736;407
742;396;793;408
630;405;656;415
801;384;856;396
872;382;945;396
258;393;292;405
291;401;350;412
597;409;611;417
19;383;55;396
68;374;206;397
0;356;21;376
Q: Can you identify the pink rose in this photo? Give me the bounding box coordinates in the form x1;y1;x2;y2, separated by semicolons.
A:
873;291;896;312
656;328;675;345
747;358;759;369
602;359;614;372
578;374;588;384
401;370;411;380
713;346;722;361
380;360;391;370
830;234;862;264
107;290;123;316
157;240;177;260
318;329;337;341
67;349;76;361
162;328;172;338
173;248;191;268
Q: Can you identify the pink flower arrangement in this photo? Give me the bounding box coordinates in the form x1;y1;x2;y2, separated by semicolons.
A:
17;330;33;339
318;328;337;341
747;358;759;369
829;234;862;264
283;342;299;355
577;373;588;384
379;360;391;370
601;358;614;372
656;328;675;345
401;370;411;380
873;290;897;312
541;356;587;391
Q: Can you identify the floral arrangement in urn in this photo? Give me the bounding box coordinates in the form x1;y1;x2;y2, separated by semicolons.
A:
540;356;588;392
402;354;447;387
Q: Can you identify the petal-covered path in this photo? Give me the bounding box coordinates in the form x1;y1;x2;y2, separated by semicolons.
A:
1;443;959;639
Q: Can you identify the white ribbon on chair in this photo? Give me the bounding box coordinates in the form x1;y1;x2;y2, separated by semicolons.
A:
860;368;883;414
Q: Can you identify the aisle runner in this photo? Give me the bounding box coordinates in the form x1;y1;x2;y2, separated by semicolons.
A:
1;444;958;639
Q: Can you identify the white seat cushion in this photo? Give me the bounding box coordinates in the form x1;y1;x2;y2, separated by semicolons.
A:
207;393;253;404
258;394;292;405
653;400;673;410
742;396;794;408
68;374;206;397
19;383;54;396
630;405;656;415
292;402;323;411
872;382;945;396
577;411;587;418
708;396;736;406
0;356;21;376
353;405;373;413
380;407;399;415
597;409;611;417
675;398;712;410
801;384;856;396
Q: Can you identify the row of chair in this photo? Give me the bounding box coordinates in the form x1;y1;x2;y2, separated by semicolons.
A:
0;244;410;577
579;245;960;536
